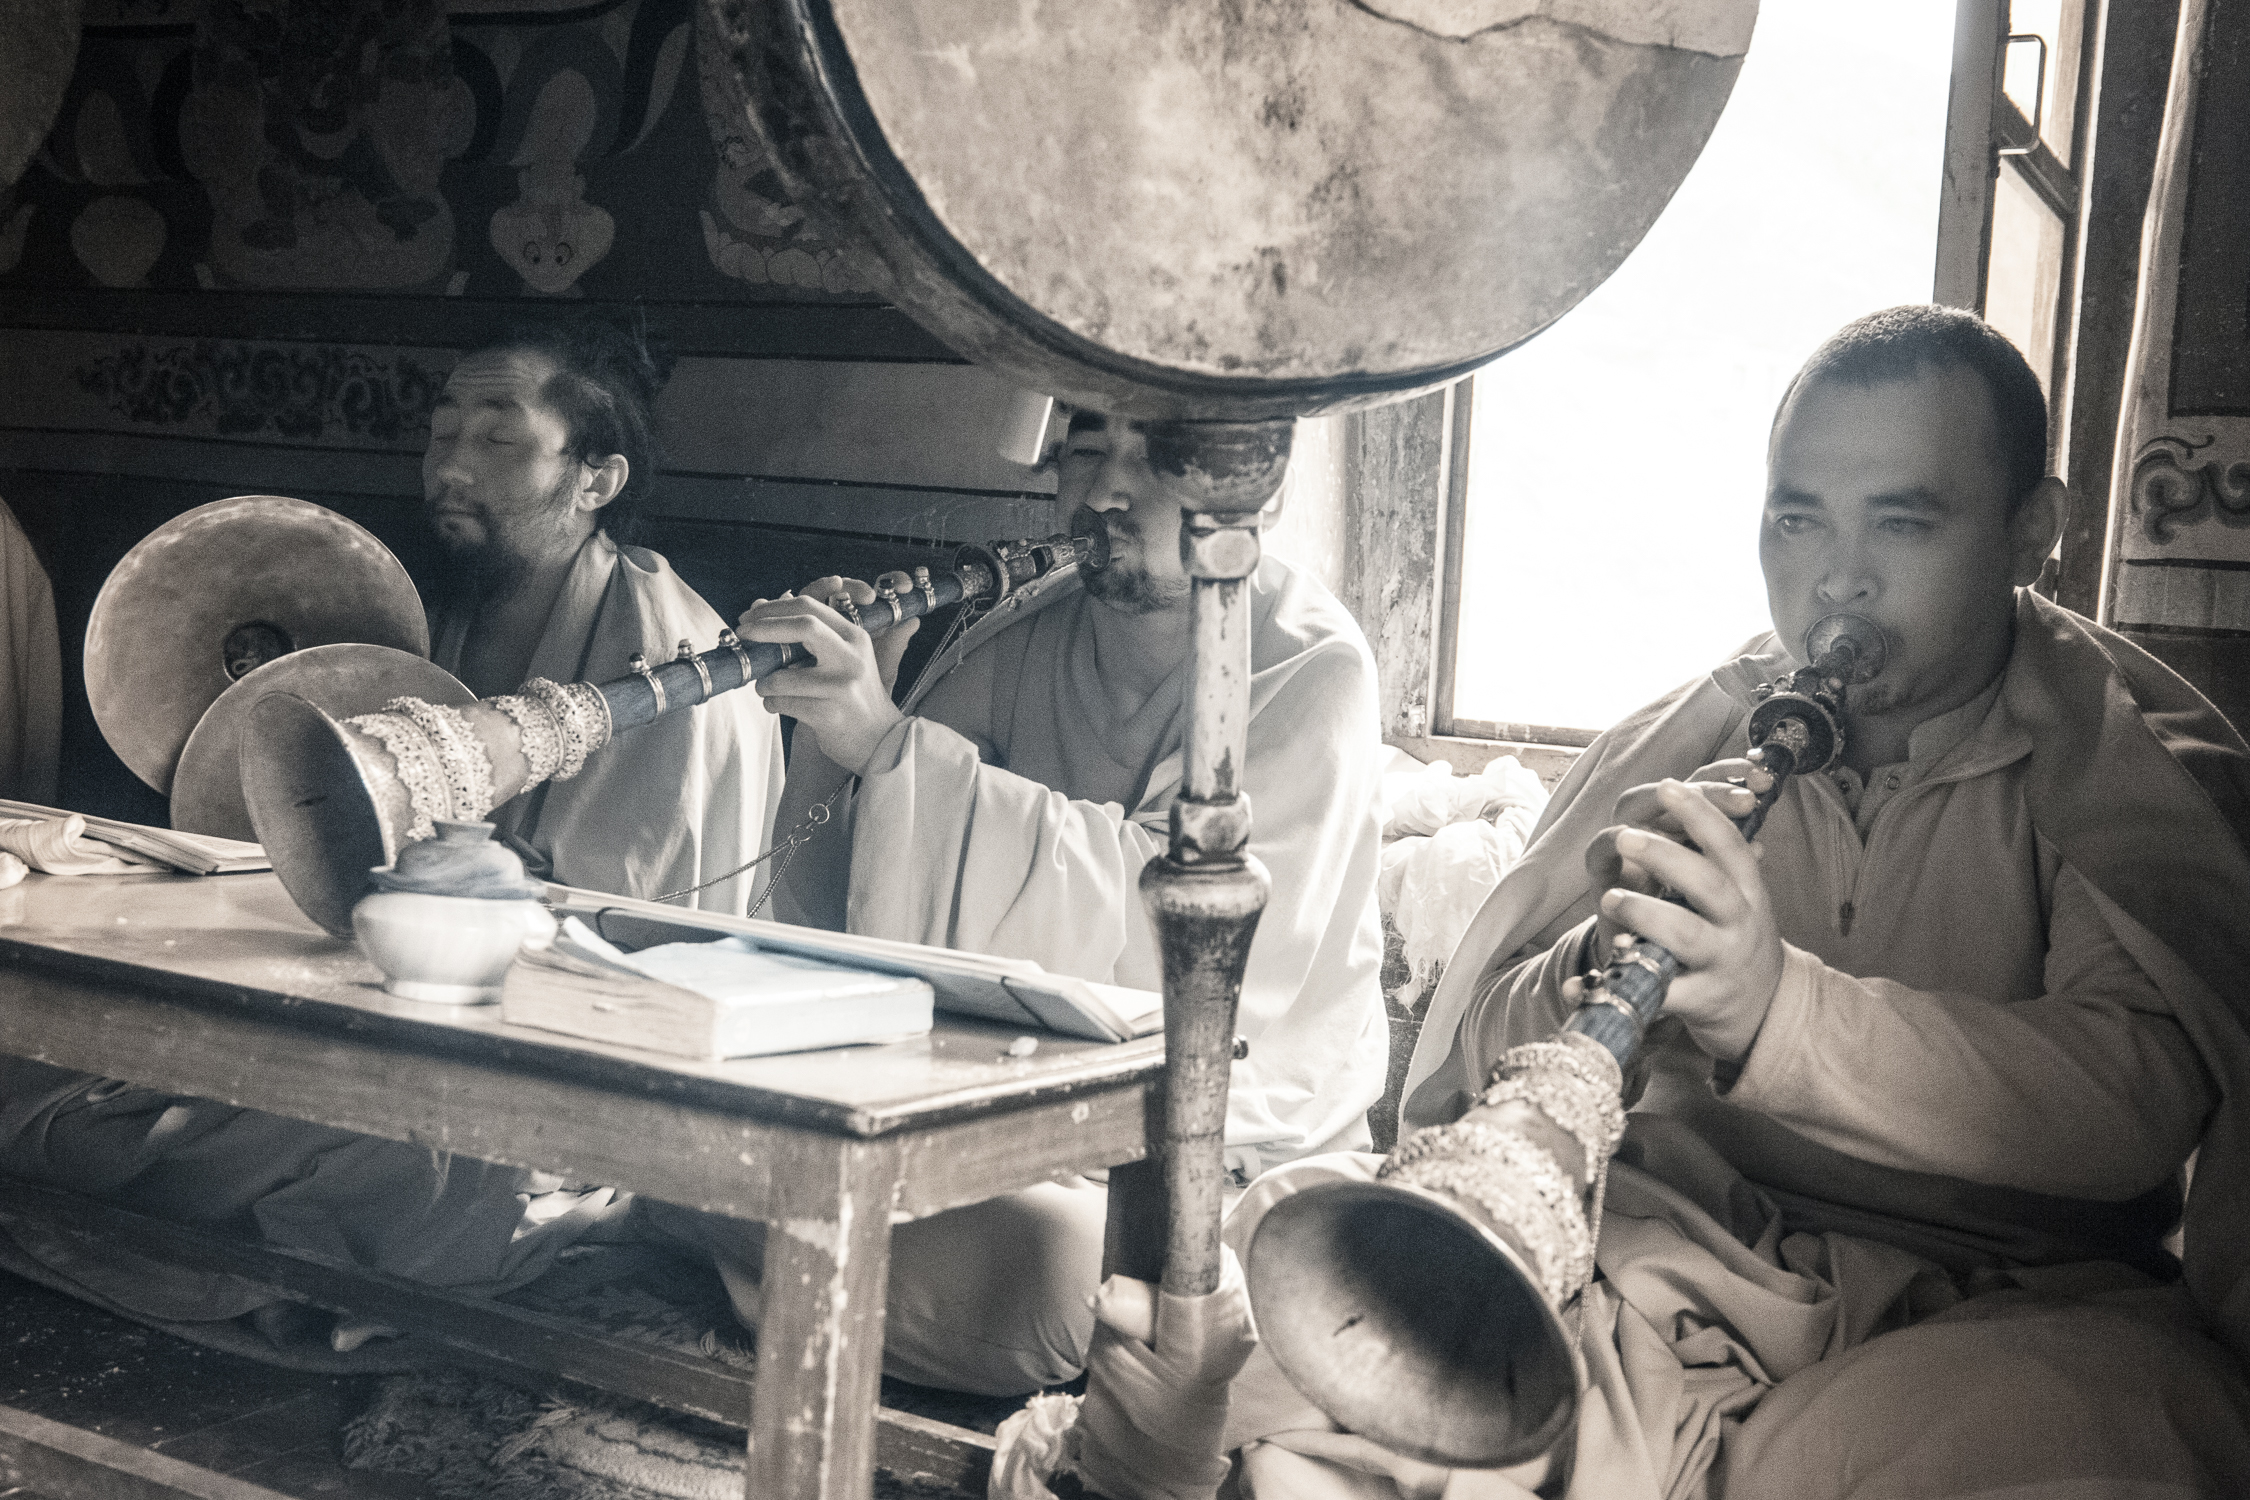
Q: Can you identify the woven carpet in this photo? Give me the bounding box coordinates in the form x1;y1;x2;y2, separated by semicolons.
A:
340;1242;1035;1499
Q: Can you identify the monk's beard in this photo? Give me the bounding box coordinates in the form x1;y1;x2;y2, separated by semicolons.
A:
426;540;528;616
1073;505;1189;615
424;476;574;612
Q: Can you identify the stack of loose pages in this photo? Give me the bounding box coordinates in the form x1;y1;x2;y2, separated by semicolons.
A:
0;799;268;888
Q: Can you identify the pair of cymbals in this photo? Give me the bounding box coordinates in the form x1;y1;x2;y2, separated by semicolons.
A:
84;495;469;841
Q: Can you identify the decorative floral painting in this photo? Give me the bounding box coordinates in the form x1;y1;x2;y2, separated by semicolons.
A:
0;0;883;303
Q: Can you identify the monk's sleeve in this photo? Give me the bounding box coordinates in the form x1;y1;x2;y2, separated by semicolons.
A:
1725;863;2218;1201
847;645;1388;1169
1219;647;1388;1170
1456;918;1601;1087
846;714;1168;985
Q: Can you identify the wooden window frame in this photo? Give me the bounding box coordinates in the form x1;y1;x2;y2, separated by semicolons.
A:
1410;0;2176;752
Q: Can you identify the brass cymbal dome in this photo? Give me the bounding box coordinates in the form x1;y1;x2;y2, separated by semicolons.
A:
85;496;428;794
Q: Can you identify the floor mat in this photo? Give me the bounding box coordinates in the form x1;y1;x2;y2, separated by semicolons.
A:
339;1242;1045;1499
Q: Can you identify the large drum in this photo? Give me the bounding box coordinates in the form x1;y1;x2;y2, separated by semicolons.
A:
714;0;1755;417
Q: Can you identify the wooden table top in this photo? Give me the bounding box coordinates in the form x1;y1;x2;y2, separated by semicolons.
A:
0;870;1164;1139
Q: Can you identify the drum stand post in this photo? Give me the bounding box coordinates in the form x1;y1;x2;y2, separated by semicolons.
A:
1128;419;1292;1298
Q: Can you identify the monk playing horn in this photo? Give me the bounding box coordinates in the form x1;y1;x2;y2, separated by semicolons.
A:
1004;307;2250;1498
680;411;1391;1398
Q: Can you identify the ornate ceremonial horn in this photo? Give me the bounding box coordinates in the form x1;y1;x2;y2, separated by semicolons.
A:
1245;615;1886;1467
241;534;1101;937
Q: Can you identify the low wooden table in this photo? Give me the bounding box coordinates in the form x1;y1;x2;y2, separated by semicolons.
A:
0;870;1165;1499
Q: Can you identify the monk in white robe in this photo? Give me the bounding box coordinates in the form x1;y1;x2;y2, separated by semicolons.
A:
1013;310;2250;1496
0;319;775;1348
721;412;1389;1394
0;495;60;805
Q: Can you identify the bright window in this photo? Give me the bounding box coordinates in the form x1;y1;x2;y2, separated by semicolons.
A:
1448;0;1959;739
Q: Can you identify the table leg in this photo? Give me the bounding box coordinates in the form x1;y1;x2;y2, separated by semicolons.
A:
746;1137;904;1500
1102;1155;1168;1283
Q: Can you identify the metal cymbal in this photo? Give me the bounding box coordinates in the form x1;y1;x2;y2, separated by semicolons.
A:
172;644;472;844
87;496;428;794
0;0;80;190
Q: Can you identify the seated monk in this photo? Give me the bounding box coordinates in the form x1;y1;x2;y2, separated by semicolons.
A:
0;314;782;1349
422;316;783;911
1001;307;2250;1497
678;410;1389;1396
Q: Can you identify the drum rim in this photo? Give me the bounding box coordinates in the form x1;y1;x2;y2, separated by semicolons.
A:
751;0;1569;419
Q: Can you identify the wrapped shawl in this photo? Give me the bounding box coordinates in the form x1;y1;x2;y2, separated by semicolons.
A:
1402;590;2250;1362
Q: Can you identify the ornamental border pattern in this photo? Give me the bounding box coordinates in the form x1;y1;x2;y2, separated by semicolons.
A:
74;340;445;443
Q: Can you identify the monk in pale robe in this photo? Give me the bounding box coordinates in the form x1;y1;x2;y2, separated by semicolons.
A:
0;318;778;1353
718;411;1389;1395
1013;309;2250;1498
0;495;60;805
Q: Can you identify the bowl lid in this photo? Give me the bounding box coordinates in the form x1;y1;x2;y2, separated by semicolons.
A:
370;820;547;900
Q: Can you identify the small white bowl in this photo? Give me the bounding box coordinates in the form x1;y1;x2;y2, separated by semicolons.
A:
353;889;557;1004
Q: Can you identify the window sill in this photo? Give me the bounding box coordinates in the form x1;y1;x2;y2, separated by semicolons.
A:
1383;733;1582;790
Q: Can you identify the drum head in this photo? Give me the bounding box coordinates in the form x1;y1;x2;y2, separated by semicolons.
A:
729;0;1755;417
86;496;428;794
173;645;472;844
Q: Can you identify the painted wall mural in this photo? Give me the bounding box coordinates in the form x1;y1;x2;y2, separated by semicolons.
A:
0;0;881;304
2110;0;2250;636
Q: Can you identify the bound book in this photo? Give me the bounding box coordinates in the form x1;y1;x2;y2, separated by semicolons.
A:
502;918;935;1060
542;890;1166;1044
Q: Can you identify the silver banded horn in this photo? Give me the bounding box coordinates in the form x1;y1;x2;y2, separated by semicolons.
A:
1244;614;1885;1467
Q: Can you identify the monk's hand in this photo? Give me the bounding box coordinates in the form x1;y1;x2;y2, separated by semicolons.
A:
1583;772;1758;933
787;572;920;692
735;587;903;774
1591;778;1780;1062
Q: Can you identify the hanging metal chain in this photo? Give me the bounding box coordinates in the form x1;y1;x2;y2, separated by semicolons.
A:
652;785;844;914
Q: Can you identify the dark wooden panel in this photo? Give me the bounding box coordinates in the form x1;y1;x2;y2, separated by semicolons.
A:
0;1403;299;1500
1343;386;1452;740
0;292;959;365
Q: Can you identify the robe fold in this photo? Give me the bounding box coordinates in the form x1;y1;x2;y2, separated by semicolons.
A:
0;496;60;806
433;531;784;915
1232;592;2250;1497
835;554;1389;1174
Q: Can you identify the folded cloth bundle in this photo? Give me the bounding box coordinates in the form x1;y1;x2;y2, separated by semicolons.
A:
0;812;164;877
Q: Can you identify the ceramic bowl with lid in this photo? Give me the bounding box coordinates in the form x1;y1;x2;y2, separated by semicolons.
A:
352;820;556;1004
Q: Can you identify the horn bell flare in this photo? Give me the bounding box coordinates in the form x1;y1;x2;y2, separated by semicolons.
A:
240;692;394;940
1246;1178;1579;1469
